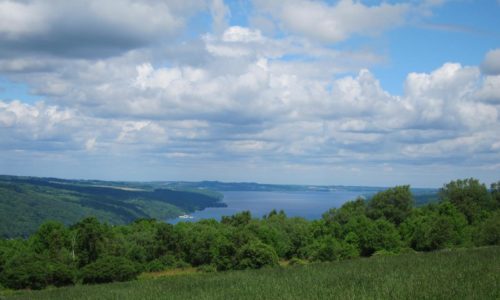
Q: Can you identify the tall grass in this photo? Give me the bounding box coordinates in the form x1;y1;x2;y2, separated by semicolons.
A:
5;246;499;300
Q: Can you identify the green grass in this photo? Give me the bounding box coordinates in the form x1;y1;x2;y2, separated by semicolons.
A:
4;246;499;300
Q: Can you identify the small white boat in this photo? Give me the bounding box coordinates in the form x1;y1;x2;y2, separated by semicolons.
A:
178;214;194;219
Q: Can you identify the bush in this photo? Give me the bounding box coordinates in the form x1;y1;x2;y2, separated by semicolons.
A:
1;253;50;290
474;210;500;246
236;241;278;270
49;261;75;287
198;264;217;273
400;202;467;251
80;256;139;284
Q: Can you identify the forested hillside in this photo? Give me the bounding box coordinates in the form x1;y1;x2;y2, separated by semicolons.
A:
0;176;225;238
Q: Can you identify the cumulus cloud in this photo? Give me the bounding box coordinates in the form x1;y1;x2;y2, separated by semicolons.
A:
0;0;206;58
2;52;498;175
1;1;499;185
481;49;500;75
253;0;409;43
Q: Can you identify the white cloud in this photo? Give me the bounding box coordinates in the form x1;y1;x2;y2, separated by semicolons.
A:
0;0;47;38
0;1;499;185
0;0;207;58
210;0;230;33
481;49;500;75
253;0;409;43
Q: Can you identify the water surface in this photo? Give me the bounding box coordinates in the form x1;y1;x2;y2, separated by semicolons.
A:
169;190;362;223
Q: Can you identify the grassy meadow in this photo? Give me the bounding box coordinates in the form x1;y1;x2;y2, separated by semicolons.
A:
4;246;499;300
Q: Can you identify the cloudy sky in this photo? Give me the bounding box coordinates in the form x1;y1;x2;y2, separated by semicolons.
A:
0;0;499;187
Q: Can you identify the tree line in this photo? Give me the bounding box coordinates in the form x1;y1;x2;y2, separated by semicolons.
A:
0;178;499;290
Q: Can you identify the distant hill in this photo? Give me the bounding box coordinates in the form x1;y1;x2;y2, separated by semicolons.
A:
160;180;389;192
161;180;439;206
0;175;225;238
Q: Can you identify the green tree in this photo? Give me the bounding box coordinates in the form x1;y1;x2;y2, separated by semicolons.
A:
30;221;71;259
400;202;467;251
490;181;500;209
439;178;492;224
306;236;358;262
474;210;500;246
221;211;252;227
154;222;177;258
367;186;414;225
323;197;367;226
72;217;106;267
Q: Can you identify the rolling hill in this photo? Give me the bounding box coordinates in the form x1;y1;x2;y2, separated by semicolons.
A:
0;175;225;238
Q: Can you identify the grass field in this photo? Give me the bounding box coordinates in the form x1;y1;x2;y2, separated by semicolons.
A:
3;246;499;300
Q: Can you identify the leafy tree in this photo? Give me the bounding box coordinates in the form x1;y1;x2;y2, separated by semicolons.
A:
343;215;400;256
474;210;500;246
367;186;413;225
323;197;367;226
282;217;312;259
221;211;252;227
31;221;71;259
245;220;290;258
490;181;500;209
439;178;492;224
400;202;467;251
236;240;278;269
306;236;358;262
72;217;106;267
80;256;139;284
176;221;229;266
154;222;177;258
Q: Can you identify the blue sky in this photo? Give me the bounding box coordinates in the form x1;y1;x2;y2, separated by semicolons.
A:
0;0;499;187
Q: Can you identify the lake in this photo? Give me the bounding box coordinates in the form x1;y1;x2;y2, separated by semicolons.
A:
168;190;364;223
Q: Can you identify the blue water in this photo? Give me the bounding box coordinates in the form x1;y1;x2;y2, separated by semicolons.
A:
168;190;362;223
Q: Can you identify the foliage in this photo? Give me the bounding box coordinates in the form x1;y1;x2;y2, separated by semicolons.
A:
0;252;51;290
400;202;467;251
5;247;500;300
439;178;492;224
80;256;139;284
474;210;500;246
367;185;414;225
235;241;279;269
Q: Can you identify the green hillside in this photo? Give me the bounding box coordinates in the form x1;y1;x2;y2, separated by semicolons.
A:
5;246;499;300
0;175;225;238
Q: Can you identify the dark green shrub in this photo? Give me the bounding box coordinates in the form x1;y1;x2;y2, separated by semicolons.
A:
80;256;139;284
400;202;467;251
1;253;50;290
48;261;76;287
474;210;500;246
236;241;278;269
145;259;166;272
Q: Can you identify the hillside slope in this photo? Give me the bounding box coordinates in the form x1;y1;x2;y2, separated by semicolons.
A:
0;175;225;238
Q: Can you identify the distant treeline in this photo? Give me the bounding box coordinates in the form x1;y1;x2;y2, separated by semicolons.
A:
0;178;499;291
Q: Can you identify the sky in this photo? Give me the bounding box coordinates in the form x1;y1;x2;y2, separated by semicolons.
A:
0;0;499;188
